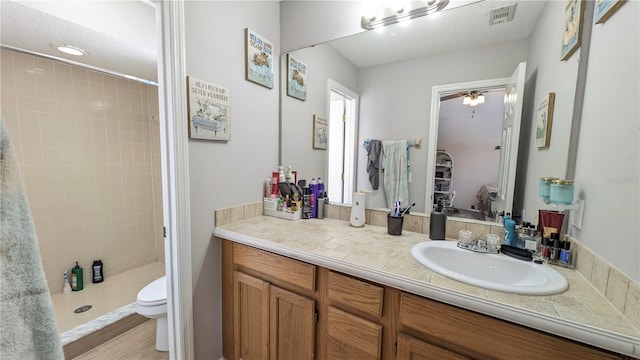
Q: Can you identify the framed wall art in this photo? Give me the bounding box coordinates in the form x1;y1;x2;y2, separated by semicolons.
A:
187;76;231;141
287;54;307;101
536;93;555;148
245;28;274;89
560;0;585;61
594;0;626;24
313;115;327;150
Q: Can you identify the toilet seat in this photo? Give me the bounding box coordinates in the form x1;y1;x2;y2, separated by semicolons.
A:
137;276;167;307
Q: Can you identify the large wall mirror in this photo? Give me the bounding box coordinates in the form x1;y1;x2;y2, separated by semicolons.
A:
280;0;578;225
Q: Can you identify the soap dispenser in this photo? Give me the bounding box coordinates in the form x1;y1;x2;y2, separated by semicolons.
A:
429;201;447;240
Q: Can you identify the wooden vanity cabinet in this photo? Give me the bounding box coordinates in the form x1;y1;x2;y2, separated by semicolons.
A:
222;240;626;360
398;292;624;360
326;271;386;360
224;242;317;360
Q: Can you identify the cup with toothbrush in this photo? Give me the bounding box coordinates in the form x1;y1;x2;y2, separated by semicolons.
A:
387;202;416;235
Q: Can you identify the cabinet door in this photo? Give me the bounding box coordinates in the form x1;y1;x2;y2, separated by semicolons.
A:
327;306;382;360
397;333;469;360
234;271;270;360
270;286;315;360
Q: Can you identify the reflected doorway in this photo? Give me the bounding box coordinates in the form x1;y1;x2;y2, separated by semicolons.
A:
327;80;358;204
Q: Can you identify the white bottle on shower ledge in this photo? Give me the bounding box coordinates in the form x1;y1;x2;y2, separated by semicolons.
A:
62;270;71;294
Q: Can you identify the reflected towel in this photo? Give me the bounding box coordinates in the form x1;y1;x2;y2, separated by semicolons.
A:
1;118;64;359
382;140;410;208
366;140;382;190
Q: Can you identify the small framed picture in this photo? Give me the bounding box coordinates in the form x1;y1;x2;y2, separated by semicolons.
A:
560;0;585;61
594;0;626;24
536;93;555;148
187;76;231;141
245;28;274;89
287;54;307;101
312;115;327;150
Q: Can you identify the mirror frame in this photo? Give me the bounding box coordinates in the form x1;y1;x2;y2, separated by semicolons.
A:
426;77;511;222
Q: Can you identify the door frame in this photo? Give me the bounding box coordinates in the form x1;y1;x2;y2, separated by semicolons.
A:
327;79;359;204
156;1;194;358
425;77;509;214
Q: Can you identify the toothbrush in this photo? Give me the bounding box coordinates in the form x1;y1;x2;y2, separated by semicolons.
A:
400;202;416;217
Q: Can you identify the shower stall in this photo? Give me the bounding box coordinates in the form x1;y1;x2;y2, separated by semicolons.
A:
1;48;165;340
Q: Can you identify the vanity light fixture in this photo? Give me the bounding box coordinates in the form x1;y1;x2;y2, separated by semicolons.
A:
51;43;88;56
463;91;485;106
361;0;450;30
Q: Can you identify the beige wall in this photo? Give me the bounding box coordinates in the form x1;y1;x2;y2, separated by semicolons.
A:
0;49;164;295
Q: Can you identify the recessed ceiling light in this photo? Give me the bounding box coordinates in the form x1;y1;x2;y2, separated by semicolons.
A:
51;44;88;56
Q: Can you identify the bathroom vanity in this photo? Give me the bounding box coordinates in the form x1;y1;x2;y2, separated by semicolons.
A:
214;216;639;360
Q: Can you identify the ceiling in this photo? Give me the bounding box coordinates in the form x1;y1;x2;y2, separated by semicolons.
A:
0;1;545;83
329;0;545;68
0;0;158;83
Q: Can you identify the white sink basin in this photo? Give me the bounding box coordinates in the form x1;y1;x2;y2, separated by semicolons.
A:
411;241;568;295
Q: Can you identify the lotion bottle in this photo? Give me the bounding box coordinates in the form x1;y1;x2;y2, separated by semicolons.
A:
429;201;446;240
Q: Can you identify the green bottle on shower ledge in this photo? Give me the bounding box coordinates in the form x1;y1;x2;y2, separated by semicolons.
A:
71;261;83;291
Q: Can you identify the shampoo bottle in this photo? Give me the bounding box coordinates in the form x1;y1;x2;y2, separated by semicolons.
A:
429;201;447;240
92;260;104;283
310;178;318;218
71;262;83;291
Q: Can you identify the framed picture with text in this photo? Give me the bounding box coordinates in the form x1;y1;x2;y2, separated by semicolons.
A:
536;93;555;148
560;0;585;61
313;115;327;150
287;54;307;101
245;28;274;88
187;76;231;141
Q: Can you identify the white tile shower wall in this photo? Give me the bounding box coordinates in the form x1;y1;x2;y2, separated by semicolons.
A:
1;49;164;294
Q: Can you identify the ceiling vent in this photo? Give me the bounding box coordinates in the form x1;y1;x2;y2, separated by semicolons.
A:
489;4;517;25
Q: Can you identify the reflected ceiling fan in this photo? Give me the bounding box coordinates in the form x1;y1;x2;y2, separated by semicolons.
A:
440;89;500;106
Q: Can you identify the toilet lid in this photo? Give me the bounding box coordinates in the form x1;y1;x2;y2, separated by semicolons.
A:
137;276;167;306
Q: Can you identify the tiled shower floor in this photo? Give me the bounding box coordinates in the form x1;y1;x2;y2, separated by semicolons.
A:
51;262;165;334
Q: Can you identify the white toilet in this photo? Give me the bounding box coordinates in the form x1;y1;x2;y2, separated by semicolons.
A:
136;276;168;352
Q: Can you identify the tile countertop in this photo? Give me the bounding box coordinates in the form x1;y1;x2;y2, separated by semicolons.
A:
213;216;640;358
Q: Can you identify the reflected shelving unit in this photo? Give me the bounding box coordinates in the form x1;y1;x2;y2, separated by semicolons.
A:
434;151;454;209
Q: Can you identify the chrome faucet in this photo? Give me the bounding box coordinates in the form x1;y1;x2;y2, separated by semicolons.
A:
457;237;499;254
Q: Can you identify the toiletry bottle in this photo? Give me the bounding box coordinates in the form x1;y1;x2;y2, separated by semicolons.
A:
278;165;285;183
549;233;560;262
317;177;324;199
317;192;325;219
272;175;279;197
302;186;311;219
429;201;447;240
504;215;517;246
540;237;550;261
310;178;317;218
559;240;572;267
264;178;272;198
286;166;294;183
63;270;72;294
92;260;104;283
71;262;83;291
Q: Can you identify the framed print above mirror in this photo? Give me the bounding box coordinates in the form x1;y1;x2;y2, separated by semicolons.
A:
287;54;307;101
245;28;274;88
561;0;585;61
594;0;627;24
